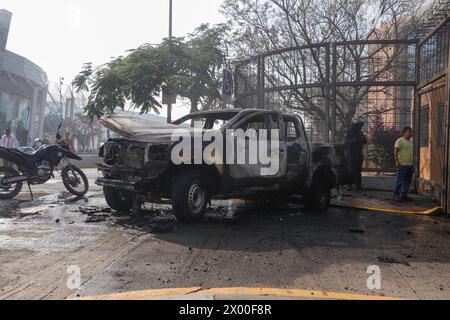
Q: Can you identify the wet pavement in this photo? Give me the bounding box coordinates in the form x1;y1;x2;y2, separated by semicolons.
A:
331;190;440;214
1;169;450;300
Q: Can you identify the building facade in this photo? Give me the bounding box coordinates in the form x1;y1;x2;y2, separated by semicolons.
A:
0;9;48;146
367;19;416;134
415;14;450;210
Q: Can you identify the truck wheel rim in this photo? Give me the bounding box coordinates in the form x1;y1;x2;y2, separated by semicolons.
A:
188;183;205;215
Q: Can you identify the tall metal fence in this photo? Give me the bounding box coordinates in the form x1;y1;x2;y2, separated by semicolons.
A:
234;39;418;171
416;16;450;208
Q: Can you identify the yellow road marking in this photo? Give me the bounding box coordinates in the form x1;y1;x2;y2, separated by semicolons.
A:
73;287;202;300
74;287;401;300
332;204;442;216
199;288;399;300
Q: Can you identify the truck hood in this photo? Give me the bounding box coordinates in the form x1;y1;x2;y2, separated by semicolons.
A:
99;114;196;144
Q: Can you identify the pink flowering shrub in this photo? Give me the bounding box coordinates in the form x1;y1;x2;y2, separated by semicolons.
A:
367;113;401;169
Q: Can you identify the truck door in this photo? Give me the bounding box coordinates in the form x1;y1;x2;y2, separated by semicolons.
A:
227;111;287;190
284;115;309;183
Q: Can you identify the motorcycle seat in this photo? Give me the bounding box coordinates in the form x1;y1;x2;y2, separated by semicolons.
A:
9;148;39;159
16;145;54;158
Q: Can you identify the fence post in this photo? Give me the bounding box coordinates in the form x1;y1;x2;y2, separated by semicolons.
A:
414;42;421;192
443;40;450;214
260;56;265;109
256;56;262;109
331;43;337;144
325;44;331;143
234;65;239;107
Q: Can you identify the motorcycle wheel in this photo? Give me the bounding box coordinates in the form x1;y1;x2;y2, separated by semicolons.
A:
61;166;89;197
0;166;23;200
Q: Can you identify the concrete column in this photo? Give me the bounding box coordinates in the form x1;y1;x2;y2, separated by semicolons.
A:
37;87;46;140
65;99;70;120
0;10;12;51
28;86;40;144
70;98;75;119
28;86;46;144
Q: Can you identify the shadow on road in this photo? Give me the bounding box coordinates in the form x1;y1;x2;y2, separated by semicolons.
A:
109;200;450;269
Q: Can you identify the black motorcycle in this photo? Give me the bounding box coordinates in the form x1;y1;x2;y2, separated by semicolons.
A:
0;125;89;200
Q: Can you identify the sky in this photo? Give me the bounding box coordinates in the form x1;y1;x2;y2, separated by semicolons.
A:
2;0;226;118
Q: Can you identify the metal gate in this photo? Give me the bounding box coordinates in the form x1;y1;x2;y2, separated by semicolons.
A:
416;16;450;209
235;39;417;172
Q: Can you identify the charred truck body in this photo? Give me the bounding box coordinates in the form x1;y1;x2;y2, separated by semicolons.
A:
97;109;348;221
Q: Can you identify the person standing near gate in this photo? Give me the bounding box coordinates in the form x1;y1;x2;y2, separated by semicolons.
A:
0;128;20;167
345;120;367;191
393;127;414;202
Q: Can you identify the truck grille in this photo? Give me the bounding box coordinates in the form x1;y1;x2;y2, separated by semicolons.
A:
104;141;145;169
124;145;145;168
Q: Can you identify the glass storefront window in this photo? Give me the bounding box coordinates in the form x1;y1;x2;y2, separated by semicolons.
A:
0;90;32;146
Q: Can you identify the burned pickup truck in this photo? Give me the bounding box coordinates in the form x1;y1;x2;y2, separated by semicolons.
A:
96;109;348;221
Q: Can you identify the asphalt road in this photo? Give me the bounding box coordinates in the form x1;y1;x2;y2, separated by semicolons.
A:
1;169;450;300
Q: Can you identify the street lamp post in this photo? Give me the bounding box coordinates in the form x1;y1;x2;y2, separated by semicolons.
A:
167;0;173;124
169;0;173;40
58;76;65;121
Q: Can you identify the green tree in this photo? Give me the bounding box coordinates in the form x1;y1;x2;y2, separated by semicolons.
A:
169;23;231;113
73;24;230;119
72;62;93;93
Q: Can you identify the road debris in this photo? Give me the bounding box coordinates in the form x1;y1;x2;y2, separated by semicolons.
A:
78;206;113;223
348;229;365;234
378;256;411;266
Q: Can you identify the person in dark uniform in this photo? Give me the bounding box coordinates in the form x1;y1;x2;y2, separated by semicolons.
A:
344;120;367;191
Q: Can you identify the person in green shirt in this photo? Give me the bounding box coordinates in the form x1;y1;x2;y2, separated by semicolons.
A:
393;127;414;202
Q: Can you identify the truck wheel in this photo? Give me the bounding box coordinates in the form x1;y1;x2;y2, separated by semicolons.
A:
172;170;208;222
305;180;331;211
104;187;133;213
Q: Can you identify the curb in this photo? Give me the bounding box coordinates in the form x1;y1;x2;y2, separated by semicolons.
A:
73;287;402;301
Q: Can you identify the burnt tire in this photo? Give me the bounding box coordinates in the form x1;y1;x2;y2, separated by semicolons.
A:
172;170;208;222
305;178;331;211
104;187;133;213
62;166;89;197
0;166;23;200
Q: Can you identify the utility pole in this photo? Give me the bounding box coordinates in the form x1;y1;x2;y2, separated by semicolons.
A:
58;76;65;132
167;0;173;124
58;76;64;119
169;0;173;41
